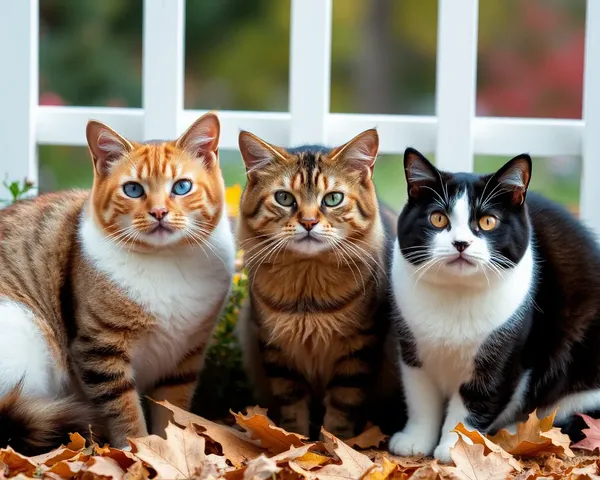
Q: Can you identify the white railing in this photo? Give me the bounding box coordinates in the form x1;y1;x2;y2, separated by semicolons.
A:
0;0;599;230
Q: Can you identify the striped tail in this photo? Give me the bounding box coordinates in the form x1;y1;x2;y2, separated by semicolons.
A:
0;384;92;456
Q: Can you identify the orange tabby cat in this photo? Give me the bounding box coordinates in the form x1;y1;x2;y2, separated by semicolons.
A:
236;128;404;439
0;112;235;454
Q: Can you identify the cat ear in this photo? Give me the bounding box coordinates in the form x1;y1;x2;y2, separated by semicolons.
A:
329;129;379;177
492;154;532;206
176;111;220;167
238;131;287;178
86;121;134;175
404;148;439;199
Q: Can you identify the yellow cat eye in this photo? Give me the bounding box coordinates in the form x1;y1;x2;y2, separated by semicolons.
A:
430;212;449;229
479;215;498;231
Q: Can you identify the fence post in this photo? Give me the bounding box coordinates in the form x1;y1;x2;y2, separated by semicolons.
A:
435;0;479;172
0;0;38;197
289;0;332;146
580;0;600;234
142;0;185;141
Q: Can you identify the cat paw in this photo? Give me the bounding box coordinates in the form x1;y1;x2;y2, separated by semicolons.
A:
388;431;436;457
433;443;453;463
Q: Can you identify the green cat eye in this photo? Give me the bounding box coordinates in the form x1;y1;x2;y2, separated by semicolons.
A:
275;191;296;207
323;192;344;207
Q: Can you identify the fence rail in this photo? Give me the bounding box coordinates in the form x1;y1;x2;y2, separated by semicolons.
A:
1;0;599;231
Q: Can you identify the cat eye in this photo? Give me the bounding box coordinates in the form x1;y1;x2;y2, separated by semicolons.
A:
274;191;296;207
322;192;344;207
479;215;498;231
123;182;144;198
430;211;449;229
172;179;193;196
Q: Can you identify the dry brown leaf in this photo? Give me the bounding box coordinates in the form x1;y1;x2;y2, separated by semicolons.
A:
449;433;516;480
488;410;574;458
0;448;37;477
122;461;149;480
315;429;376;480
454;422;522;471
46;459;85;478
66;432;86;451
129;423;207;480
232;407;306;454
345;426;388;450
155;400;263;468
573;415;600;453
95;446;138;472
80;456;126;480
361;456;399;480
242;454;281;480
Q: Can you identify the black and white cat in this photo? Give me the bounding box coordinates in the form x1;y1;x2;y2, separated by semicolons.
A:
388;148;600;462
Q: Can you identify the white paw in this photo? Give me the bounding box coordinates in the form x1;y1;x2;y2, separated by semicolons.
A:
388;430;436;457
433;442;453;463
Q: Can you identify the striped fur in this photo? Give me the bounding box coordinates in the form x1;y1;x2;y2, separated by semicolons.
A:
0;112;235;452
236;129;404;439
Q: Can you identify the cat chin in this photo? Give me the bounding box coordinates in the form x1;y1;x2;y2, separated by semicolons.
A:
285;239;331;256
136;229;186;248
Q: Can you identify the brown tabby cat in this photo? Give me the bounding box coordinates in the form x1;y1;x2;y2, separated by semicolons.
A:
236;128;404;439
0;112;235;454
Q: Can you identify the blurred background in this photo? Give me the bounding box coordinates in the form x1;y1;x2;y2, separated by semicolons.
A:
38;0;585;211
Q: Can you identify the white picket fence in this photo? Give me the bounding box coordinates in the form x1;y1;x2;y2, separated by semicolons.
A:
0;0;599;230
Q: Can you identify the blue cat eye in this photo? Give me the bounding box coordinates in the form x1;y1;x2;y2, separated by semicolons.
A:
123;182;144;198
172;179;193;196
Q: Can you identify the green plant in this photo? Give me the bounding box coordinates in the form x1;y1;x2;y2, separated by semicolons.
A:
1;178;36;205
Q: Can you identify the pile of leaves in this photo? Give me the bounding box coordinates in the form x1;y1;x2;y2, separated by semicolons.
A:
3;403;600;480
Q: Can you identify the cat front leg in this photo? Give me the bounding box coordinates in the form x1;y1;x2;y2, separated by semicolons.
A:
433;393;475;462
72;334;147;448
148;343;205;436
389;363;444;457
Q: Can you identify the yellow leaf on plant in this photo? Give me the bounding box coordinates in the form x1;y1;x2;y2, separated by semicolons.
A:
225;184;242;218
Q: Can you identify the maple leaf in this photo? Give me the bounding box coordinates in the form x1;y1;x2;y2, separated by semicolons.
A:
0;448;37;477
454;423;522;471
46;459;85;478
155;400;263;468
315;429;377;480
129;423;209;480
572;414;600;453
345;426;388;450
231;406;306;454
242;454;281;480
449;433;516;480
487;410;574;458
362;456;399;480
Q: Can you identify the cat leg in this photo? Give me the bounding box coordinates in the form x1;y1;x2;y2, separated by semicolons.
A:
539;389;600;442
434;393;474;462
71;333;147;448
148;344;205;436
323;352;373;438
389;363;443;457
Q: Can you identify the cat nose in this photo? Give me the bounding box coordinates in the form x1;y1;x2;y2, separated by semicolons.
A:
149;207;168;221
300;218;319;231
453;241;471;252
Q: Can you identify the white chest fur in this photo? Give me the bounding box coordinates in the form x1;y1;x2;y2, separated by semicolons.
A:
391;246;534;395
79;210;235;392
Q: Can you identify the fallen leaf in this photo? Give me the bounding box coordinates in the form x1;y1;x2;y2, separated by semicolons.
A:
449;433;516;480
129;423;208;480
232;407;306;454
66;432;86;451
46;459;85;478
454;422;522;471
488;410;574;458
80;456;126;480
316;429;376;480
0;448;37;477
573;414;600;453
30;447;88;467
122;461;149;480
362;456;399;480
345;426;388;450
242;454;281;480
155;400;263;468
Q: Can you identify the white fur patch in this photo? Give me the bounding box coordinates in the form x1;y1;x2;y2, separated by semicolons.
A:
0;300;67;398
80;208;235;392
541;389;600;422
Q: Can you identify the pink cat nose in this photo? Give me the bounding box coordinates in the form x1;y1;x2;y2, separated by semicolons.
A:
300;218;319;231
149;207;168;220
